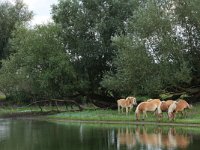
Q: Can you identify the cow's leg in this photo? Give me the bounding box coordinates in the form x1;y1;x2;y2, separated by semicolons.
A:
129;106;133;113
172;112;176;121
126;107;128;115
118;105;120;113
144;111;148;118
142;111;146;120
136;112;140;121
181;110;186;118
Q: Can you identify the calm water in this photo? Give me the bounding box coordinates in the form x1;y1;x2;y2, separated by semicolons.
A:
0;119;200;150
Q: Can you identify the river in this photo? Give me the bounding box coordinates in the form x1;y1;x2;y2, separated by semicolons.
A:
0;119;199;150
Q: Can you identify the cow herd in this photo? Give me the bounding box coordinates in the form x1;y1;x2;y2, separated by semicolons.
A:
117;97;192;121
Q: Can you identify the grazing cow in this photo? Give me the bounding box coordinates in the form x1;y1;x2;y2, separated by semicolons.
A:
135;99;161;120
157;100;174;118
117;96;137;115
168;101;177;119
168;99;192;120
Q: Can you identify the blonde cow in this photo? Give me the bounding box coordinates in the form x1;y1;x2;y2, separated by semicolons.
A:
117;96;137;115
135;99;161;120
168;99;192;120
157;100;175;118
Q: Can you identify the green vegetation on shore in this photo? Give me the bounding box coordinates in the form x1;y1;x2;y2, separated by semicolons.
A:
47;108;199;124
0;103;199;126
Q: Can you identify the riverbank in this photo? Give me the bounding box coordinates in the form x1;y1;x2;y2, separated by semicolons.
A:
45;118;200;127
46;108;200;126
0;103;200;127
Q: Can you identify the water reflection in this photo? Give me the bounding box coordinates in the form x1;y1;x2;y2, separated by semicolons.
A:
117;128;136;149
117;126;191;150
0;119;10;142
0;119;198;150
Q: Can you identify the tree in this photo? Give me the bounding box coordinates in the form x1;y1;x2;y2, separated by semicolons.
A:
0;24;77;100
51;0;138;96
174;0;200;83
101;36;162;96
0;0;33;60
102;0;193;97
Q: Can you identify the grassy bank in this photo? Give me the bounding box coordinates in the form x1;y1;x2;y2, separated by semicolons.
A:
46;102;200;125
0;103;200;126
47;108;199;124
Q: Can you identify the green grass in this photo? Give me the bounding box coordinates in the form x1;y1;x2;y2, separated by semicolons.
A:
47;103;200;125
48;109;135;121
0;103;200;126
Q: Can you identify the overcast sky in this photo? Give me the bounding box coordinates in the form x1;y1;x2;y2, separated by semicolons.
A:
7;0;58;25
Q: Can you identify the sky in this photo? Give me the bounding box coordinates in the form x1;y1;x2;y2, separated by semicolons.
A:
7;0;58;25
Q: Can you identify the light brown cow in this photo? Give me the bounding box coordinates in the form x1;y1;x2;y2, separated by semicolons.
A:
168;99;192;120
135;99;161;120
117;96;137;115
157;100;175;118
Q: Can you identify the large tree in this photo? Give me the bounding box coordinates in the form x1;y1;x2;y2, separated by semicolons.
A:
102;0;199;99
51;0;138;96
0;0;32;60
174;0;200;83
0;24;77;100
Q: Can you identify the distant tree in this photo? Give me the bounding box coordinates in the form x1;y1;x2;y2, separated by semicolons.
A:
0;0;33;60
0;24;77;100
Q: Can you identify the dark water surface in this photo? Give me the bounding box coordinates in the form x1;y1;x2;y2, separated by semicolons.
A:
0;119;200;150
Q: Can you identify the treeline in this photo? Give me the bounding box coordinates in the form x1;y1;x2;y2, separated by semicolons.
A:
0;0;200;103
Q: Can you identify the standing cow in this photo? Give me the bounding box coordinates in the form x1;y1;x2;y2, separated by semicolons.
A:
117;96;137;115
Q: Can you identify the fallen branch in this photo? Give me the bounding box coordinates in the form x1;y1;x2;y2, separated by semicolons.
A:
18;99;84;112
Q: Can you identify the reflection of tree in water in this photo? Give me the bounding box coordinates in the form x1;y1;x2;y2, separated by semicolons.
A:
0;120;194;150
0;121;10;142
116;126;191;150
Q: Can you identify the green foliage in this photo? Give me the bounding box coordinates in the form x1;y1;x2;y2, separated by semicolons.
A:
102;0;195;97
159;93;174;100
102;36;162;96
174;0;200;76
0;24;77;99
0;0;200;101
0;91;6;100
51;0;137;94
0;0;33;60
